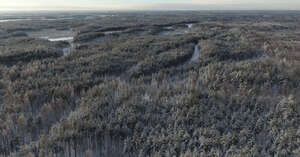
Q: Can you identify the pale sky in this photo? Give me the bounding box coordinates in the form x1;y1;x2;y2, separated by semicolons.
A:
0;0;300;11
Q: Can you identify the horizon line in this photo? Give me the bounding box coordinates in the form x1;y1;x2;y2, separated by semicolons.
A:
1;9;300;12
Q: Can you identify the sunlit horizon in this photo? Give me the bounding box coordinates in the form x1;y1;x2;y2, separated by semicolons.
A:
0;0;300;11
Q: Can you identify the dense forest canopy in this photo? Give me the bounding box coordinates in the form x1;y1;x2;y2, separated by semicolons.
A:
0;11;299;157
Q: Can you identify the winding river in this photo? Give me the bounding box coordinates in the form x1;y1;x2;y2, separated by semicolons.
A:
190;44;200;62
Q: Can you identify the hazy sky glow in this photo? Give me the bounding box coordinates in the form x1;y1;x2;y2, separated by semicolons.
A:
0;0;300;11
